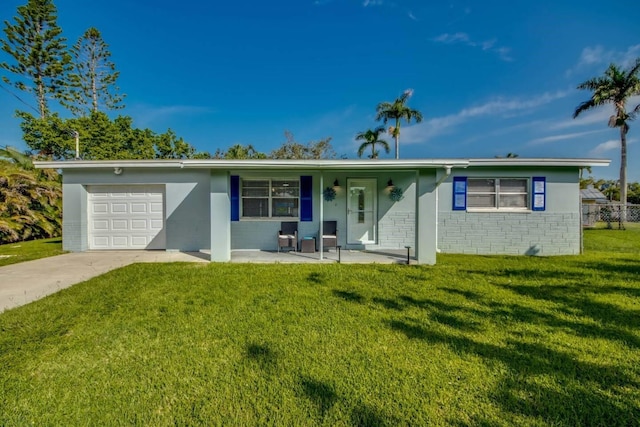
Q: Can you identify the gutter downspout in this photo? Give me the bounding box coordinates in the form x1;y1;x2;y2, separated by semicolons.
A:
434;166;452;253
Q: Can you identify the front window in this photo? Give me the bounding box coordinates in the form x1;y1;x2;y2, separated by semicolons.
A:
467;178;528;209
241;179;299;218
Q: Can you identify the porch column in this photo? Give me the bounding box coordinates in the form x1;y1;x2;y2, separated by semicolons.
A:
319;173;324;259
210;171;231;262
416;169;437;265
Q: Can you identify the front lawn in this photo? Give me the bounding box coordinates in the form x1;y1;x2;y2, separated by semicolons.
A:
0;237;64;267
0;227;639;425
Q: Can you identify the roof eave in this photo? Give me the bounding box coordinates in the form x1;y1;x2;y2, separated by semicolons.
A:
468;158;611;167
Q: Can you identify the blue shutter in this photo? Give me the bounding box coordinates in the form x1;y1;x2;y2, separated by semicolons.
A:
532;176;546;211
230;175;240;221
453;177;467;210
300;175;313;221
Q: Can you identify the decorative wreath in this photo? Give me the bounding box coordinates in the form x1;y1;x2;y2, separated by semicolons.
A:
389;187;404;202
323;186;337;202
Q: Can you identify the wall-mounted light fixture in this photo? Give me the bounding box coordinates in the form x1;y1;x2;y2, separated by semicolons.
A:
333;179;339;188
114;167;123;175
387;179;394;188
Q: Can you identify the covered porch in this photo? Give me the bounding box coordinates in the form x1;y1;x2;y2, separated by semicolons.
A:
228;248;416;264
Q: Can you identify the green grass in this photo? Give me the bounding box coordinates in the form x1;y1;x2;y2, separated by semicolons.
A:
1;228;639;425
0;237;64;267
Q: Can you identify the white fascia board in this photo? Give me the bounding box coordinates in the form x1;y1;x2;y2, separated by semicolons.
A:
33;160;184;169
180;159;470;170
467;158;611;167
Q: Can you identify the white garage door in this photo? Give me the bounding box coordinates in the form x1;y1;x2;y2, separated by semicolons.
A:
88;185;166;250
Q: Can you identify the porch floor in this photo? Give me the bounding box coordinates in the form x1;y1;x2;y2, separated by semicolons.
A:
227;248;416;264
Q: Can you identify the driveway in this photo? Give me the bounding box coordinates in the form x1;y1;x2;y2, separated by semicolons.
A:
0;251;208;313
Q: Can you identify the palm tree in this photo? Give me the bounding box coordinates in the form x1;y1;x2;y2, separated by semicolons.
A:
0;146;62;243
376;89;423;159
356;126;390;159
574;59;640;210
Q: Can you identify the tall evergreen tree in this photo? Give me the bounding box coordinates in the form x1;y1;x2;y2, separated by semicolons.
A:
64;27;125;116
1;0;71;118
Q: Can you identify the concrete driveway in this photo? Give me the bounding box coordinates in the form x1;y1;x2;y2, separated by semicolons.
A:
0;251;208;313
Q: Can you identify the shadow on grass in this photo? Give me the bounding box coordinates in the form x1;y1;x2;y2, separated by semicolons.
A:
296;375;395;426
332;290;364;303
307;272;326;285
299;376;338;418
499;283;639;329
246;343;278;371
387;318;640;424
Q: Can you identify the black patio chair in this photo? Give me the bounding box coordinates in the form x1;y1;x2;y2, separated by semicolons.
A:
277;221;298;252
321;220;338;251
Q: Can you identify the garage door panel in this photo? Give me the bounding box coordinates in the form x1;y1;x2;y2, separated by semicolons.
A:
130;203;147;213
112;236;129;248
131;219;148;230
111;219;129;230
92;203;109;214
92;236;109;248
92;220;109;230
88;185;165;250
150;202;163;213
111;203;128;213
131;236;149;246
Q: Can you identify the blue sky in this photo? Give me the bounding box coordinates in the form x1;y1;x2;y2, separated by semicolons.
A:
1;0;639;180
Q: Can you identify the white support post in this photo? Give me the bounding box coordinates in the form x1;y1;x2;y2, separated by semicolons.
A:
319;173;324;260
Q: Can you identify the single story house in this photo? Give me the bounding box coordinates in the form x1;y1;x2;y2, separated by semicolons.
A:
35;158;610;264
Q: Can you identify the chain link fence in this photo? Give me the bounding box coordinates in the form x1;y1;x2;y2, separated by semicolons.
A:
582;203;640;229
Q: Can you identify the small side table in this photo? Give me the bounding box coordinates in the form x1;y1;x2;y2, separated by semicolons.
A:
301;237;316;253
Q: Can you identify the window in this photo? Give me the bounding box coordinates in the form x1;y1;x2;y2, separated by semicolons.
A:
467;178;528;209
241;179;299;218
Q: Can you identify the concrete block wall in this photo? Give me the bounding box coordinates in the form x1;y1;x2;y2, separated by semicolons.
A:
438;211;581;255
373;211;415;249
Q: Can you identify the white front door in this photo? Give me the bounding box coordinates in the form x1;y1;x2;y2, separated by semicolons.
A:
347;179;377;244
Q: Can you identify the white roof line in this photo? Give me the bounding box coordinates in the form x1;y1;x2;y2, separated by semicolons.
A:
33;157;611;169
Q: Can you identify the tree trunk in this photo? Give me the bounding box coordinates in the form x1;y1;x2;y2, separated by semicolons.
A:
395;118;400;159
620;126;628;221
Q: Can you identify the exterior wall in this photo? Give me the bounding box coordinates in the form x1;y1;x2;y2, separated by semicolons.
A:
62;168;211;252
210;171;231;261
437;167;581;255
230;170;417;251
416;169;437;264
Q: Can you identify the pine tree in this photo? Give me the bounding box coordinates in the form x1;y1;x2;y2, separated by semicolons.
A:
1;0;71;118
64;27;125;116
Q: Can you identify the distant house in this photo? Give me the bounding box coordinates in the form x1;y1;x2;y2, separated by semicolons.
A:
35;157;609;264
580;187;608;204
581;186;609;227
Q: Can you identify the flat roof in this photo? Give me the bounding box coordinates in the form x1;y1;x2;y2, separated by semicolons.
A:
33;158;611;170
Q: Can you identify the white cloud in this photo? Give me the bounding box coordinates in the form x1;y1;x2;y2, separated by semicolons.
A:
401;91;569;144
589;138;636;156
527;129;607;146
432;32;513;61
362;0;383;6
407;11;418;21
589;139;619;156
551;95;640;130
568;44;640;75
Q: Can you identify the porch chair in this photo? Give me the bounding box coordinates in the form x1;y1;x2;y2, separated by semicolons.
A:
321;220;338;251
277;221;298;252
